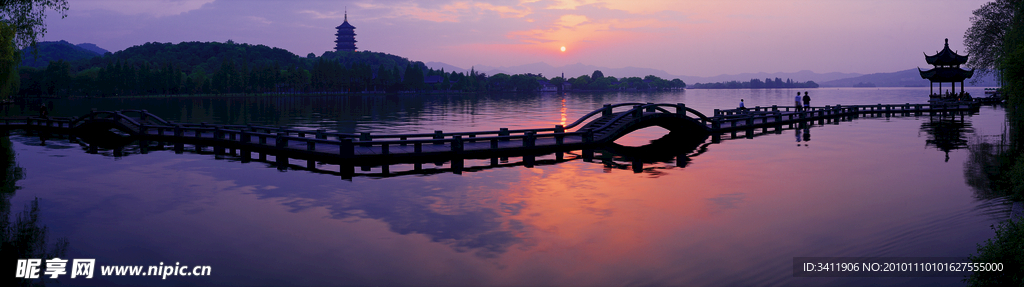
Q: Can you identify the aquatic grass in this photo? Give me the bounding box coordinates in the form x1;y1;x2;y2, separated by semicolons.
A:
965;218;1024;286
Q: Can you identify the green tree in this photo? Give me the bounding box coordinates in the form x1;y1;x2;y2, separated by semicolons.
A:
0;22;17;99
964;0;1017;81
0;0;69;50
571;75;591;90
591;70;604;80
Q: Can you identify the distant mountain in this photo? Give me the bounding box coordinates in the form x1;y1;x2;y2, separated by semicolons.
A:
424;62;470;73
424;61;863;84
819;68;1000;87
75;43;109;55
20;40;103;68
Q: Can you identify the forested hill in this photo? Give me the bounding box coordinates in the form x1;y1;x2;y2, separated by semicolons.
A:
20;40;682;96
20;40;103;68
68;41;313;74
20;40;434;96
56;41;418;76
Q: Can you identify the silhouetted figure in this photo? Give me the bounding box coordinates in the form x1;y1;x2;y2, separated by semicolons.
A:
38;104;47;118
802;92;810;107
738;99;747;111
795;92;802;111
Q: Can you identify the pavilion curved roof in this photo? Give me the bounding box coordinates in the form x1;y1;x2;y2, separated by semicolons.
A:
924;38;968;66
918;66;974;82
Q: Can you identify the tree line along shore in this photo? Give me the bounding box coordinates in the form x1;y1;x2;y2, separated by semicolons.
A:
13;41;688;98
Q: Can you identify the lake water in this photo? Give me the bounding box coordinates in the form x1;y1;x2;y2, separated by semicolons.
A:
2;87;1013;286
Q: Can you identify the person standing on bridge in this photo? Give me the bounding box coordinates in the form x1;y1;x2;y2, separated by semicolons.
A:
795;92;803;112
802;92;811;108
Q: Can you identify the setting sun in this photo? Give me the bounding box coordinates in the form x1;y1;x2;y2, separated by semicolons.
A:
560;46;565;52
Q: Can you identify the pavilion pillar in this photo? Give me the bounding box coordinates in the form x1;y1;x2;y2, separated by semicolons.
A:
930;82;933;95
961;81;965;94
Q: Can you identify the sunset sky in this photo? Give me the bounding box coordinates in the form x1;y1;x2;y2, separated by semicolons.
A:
44;0;989;77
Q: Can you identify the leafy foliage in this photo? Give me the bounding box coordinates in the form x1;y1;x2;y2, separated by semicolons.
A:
0;21;17;99
965;0;1017;81
0;0;68;50
965;219;1024;286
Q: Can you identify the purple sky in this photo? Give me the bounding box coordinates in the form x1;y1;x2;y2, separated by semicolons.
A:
43;0;988;77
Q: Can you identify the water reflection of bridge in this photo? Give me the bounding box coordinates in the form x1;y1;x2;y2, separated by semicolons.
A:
0;102;980;179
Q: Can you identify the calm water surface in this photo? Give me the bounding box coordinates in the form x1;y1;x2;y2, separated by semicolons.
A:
2;87;1012;286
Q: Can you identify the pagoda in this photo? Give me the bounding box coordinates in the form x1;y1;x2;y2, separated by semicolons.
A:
334;10;357;52
918;38;974;97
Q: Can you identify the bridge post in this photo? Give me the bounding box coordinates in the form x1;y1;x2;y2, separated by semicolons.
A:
603;104;612;117
381;143;389;155
305;142;317;169
340;139;354;158
676;103;686;116
555;125;564;145
433;130;444;145
452;135;464;153
711;119;720;130
645;103;655;112
316;129;325;139
524;131;536;148
499;128;510;141
241;130;250;143
360;132;371;147
772;105;777;112
174;125;182;137
213;127;225;155
139;124;148;136
714;109;720;117
582;129;594;144
276;132;287;149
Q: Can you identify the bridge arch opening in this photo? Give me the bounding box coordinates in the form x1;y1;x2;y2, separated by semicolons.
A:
614;126;671;147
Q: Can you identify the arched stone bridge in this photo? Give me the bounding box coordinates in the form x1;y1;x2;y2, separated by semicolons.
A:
0;101;978;165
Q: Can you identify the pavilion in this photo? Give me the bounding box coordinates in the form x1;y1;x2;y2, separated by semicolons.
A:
919;38;974;97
